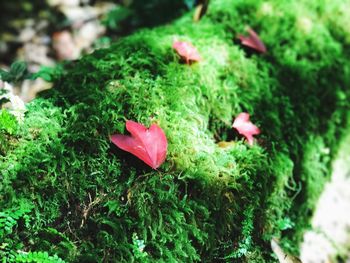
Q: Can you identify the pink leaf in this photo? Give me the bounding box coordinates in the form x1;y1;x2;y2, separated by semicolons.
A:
110;120;168;169
52;31;79;60
232;112;260;145
173;41;201;64
238;28;267;53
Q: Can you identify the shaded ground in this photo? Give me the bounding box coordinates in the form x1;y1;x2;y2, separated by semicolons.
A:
0;0;117;101
0;0;196;102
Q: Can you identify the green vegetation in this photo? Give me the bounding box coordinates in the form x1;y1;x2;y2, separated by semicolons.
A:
1;0;350;262
104;0;197;33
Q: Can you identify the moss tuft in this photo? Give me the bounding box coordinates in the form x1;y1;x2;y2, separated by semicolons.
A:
1;0;350;261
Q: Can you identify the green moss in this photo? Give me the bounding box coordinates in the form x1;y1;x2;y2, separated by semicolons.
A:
1;0;350;262
0;109;18;155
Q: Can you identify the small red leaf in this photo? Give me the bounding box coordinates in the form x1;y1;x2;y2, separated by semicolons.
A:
232;112;260;145
173;41;201;64
238;28;267;53
110;120;168;169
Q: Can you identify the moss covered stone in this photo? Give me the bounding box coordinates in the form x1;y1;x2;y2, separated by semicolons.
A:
1;0;350;262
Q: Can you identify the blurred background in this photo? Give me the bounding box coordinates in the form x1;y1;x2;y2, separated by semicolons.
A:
0;1;349;262
0;0;197;101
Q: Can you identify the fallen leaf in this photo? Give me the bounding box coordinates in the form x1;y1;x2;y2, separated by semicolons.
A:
110;120;168;169
271;238;303;263
232;112;260;145
238;28;267;53
52;31;79;60
217;141;236;148
193;0;209;22
173;41;201;64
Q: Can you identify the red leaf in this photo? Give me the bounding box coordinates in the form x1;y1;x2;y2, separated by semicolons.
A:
173;41;201;64
232;112;260;145
238;28;267;53
110;120;168;169
52;31;78;60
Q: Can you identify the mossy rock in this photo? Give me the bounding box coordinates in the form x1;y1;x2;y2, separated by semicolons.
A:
1;0;350;262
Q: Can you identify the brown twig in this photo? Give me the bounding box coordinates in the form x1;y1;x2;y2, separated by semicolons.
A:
80;192;106;228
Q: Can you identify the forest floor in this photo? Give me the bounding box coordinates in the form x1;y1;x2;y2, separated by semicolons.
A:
1;0;117;101
1;1;350;262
